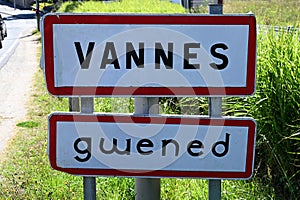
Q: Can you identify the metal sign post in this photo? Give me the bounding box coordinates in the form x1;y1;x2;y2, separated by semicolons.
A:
208;97;222;200
209;2;223;200
69;97;80;112
69;97;96;200
81;97;96;200
134;98;160;200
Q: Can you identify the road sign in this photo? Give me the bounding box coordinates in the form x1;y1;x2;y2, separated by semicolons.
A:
48;113;256;179
42;14;256;96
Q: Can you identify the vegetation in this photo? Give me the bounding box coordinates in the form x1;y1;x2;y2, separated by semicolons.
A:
224;0;300;26
57;0;186;13
0;0;299;199
193;0;300;26
225;29;300;199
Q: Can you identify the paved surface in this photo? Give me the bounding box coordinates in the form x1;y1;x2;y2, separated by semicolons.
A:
0;2;38;155
0;1;36;68
0;0;35;22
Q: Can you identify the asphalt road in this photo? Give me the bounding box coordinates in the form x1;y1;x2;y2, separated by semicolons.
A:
0;1;36;68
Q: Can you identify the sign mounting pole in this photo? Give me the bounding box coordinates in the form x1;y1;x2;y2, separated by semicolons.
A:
69;97;80;112
135;97;160;200
208;1;223;200
69;97;96;200
81;97;96;200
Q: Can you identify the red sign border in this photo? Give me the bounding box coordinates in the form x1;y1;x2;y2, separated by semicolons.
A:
43;14;256;96
49;113;256;179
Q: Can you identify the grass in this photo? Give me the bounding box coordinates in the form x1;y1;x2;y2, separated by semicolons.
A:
221;29;300;199
224;0;300;26
58;0;186;13
0;0;299;199
193;0;300;26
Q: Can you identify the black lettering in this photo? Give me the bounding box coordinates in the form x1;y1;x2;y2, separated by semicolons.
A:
209;43;229;70
155;43;173;69
100;42;120;69
137;139;154;155
212;133;230;157
74;137;92;162
126;42;145;69
187;140;204;156
162;139;179;156
99;138;131;155
184;43;200;69
74;42;95;69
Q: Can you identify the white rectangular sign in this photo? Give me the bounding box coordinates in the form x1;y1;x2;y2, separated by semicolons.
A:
48;113;256;179
43;14;256;96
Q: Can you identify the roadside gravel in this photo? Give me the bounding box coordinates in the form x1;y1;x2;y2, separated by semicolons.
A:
0;28;39;154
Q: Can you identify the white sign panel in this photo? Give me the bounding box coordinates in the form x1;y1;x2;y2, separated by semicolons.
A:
43;14;256;96
48;113;256;179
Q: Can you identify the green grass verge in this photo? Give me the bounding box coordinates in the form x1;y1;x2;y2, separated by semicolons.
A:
224;0;300;26
231;30;300;199
194;0;300;26
58;0;186;13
